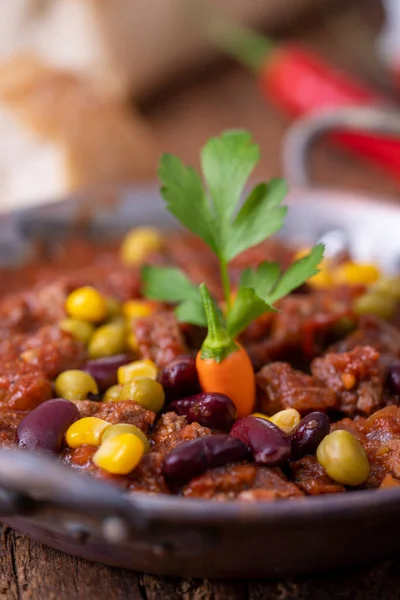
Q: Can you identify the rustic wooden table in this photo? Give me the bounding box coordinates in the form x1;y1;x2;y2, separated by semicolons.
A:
3;2;400;599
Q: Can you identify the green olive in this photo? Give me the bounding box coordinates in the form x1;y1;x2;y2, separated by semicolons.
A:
54;370;99;401
316;430;370;486
120;377;165;412
105;297;123;320
59;318;95;345
370;276;400;301
101;423;150;452
103;384;123;403
353;292;396;320
88;323;126;359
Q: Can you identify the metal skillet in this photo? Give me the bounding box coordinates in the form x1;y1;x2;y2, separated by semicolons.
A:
1;107;400;579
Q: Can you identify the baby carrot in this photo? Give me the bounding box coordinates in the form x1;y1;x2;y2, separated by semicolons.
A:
196;284;255;419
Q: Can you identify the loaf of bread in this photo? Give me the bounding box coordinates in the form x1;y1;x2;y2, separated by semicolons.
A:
0;56;157;212
0;0;326;99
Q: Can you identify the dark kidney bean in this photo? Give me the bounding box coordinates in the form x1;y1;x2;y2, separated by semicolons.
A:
387;363;400;395
230;416;291;466
163;434;249;488
158;355;199;400
290;412;330;460
83;354;131;391
169;393;236;431
17;399;79;453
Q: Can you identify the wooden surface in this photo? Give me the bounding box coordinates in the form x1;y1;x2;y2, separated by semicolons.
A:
3;1;400;598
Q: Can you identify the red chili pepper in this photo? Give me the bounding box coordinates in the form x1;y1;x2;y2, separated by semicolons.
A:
210;20;400;178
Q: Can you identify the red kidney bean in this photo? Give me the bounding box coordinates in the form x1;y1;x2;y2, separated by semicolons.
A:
163;434;249;488
83;354;132;391
387;363;400;395
158;355;199;400
230;416;291;466
169;393;236;431
290;412;330;460
17;399;79;453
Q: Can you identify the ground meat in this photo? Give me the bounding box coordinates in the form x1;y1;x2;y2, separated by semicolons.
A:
0;325;86;378
0;411;27;449
134;312;188;368
270;293;354;357
151;411;211;455
128;452;169;494
329;315;400;367
64;445;97;469
74;400;102;418
379;474;400;489
289;455;345;495
311;346;384;417
183;463;303;501
0;366;51;411
94;400;156;433
0;294;36;335
183;464;257;500
256;362;336;415
237;467;304;502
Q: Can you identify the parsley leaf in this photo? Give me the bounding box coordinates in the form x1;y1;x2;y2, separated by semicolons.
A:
226;245;324;337
141;265;207;327
158;154;217;253
226;287;273;339
175;300;207;327
142;129;325;336
240;261;281;299
201;130;259;253
263;244;325;305
224;180;287;261
141;266;200;303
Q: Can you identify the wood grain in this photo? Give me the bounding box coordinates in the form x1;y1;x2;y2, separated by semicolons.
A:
2;1;400;598
2;523;400;600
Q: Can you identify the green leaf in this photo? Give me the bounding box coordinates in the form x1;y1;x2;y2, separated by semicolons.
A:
158;154;217;253
240;261;281;299
175;300;207;327
225;179;287;261
201;130;260;250
264;244;325;305
226;287;274;339
141;266;200;303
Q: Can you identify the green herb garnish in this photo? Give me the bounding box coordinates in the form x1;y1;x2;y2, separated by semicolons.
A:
142;130;323;335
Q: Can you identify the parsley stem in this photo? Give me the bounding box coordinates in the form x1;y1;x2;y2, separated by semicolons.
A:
220;260;231;313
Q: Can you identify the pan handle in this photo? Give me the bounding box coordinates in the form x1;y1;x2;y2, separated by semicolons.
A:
0;449;150;535
282;106;400;187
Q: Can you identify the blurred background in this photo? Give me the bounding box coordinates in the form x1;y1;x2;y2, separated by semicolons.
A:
0;0;398;212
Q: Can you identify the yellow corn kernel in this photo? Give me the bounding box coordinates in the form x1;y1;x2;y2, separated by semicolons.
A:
120;227;163;266
103;384;123;403
270;408;301;433
307;261;335;289
101;423;150;452
123;300;156;320
126;332;139;353
66;417;111;448
93;433;145;474
333;261;380;287
65;287;108;323
117;359;158;384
